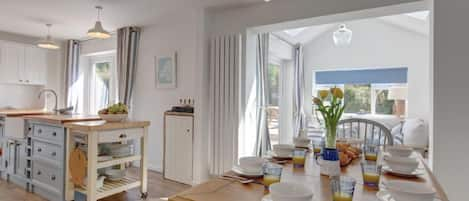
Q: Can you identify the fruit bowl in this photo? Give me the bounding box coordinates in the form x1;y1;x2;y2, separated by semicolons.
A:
99;114;128;122
98;103;129;122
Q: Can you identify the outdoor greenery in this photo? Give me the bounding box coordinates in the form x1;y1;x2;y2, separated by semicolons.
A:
375;89;395;114
268;64;280;106
344;84;371;113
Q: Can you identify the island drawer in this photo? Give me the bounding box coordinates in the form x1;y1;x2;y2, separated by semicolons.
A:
98;128;144;143
32;161;63;192
32;140;62;163
33;124;64;144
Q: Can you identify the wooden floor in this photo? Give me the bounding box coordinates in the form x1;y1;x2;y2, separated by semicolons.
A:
0;169;190;201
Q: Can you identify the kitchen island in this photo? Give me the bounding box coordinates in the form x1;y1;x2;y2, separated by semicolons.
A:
64;120;150;201
23;114;101;201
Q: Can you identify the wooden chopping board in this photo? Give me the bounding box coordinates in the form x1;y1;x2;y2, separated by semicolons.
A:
69;148;87;187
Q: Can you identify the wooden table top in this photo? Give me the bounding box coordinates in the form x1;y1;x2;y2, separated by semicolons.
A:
169;153;448;201
24;114;101;125
64;120;150;131
0;108;50;117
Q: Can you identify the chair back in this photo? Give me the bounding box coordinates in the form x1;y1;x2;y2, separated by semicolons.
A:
337;118;394;147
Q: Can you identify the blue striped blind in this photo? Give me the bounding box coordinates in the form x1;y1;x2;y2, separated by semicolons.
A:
315;67;408;84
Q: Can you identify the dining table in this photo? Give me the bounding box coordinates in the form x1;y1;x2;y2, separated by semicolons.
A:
168;152;449;201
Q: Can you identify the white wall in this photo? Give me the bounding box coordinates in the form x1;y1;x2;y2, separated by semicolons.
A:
433;0;468;200
303;18;430;122
132;8;209;184
0;31;64;109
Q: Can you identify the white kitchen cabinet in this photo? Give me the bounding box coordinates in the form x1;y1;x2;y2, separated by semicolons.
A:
24;46;47;85
164;112;194;185
0;41;48;85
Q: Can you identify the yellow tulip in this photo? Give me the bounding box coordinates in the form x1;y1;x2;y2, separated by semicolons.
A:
319;90;329;99
313;97;322;105
331;88;344;99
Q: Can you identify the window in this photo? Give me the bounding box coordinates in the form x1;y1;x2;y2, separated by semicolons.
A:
344;84;371;114
88;54;117;114
267;63;280;145
313;68;408;116
374;87;395;115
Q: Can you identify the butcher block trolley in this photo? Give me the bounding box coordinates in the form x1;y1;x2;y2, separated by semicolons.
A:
64;120;150;201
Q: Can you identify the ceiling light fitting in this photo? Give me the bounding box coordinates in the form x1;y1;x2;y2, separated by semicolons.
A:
87;6;111;39
37;24;60;50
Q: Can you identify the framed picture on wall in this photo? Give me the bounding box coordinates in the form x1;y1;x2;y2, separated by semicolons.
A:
155;52;177;88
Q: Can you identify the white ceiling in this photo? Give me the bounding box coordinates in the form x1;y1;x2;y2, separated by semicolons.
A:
0;0;260;40
276;11;430;44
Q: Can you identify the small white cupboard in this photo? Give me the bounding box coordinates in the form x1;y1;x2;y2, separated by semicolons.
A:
164;112;194;185
0;40;48;85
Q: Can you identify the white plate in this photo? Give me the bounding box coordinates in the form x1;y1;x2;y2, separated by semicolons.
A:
382;166;424;177
262;194;314;201
376;190;440;201
232;165;263;177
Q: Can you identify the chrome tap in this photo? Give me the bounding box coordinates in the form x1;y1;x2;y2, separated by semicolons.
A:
38;89;58;114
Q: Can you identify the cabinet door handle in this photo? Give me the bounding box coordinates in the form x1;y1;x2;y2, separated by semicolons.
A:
119;134;127;139
38;129;42;134
52;132;57;137
37;148;42;152
50;175;56;181
51;152;56;157
186;129;191;132
37;171;41;175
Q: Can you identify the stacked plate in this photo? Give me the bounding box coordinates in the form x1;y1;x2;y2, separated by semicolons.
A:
232;156;264;177
102;143;134;158
104;168;127;181
377;181;437;201
384;146;423;177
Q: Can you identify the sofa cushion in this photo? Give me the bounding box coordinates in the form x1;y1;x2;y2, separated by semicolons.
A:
402;118;428;148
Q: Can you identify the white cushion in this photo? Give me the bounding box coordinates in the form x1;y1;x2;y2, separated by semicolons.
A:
402;118;428;148
391;123;403;137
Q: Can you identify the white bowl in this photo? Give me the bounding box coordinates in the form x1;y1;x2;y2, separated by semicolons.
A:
273;144;295;157
386;180;435;201
387;146;414;157
385;156;419;173
239;157;264;170
270;182;314;201
99;114;128;122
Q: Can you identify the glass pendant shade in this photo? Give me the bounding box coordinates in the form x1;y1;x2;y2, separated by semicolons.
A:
333;24;352;47
37;24;60;50
87;21;111;39
87;6;111;39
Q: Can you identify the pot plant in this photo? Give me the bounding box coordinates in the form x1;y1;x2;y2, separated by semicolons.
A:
313;87;346;176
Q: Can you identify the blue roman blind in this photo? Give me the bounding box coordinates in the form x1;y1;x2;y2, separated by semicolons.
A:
315;67;408;84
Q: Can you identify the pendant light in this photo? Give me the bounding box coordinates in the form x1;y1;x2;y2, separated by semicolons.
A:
333;24;352;47
87;6;111;39
37;24;60;50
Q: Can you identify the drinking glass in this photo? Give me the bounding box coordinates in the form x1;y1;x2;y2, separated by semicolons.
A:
330;176;356;201
364;145;378;161
312;140;323;155
360;161;382;188
292;149;307;168
263;162;283;189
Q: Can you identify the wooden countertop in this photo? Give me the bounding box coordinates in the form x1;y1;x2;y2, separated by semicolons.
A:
0;108;50;117
24;114;101;125
169;153;448;201
64;120;150;131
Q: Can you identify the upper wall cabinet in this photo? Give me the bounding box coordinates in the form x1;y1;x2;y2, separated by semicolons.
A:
0;41;48;85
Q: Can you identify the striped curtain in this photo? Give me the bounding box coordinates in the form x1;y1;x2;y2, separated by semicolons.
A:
208;34;241;175
64;40;80;111
117;26;141;109
255;33;271;156
293;44;306;138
